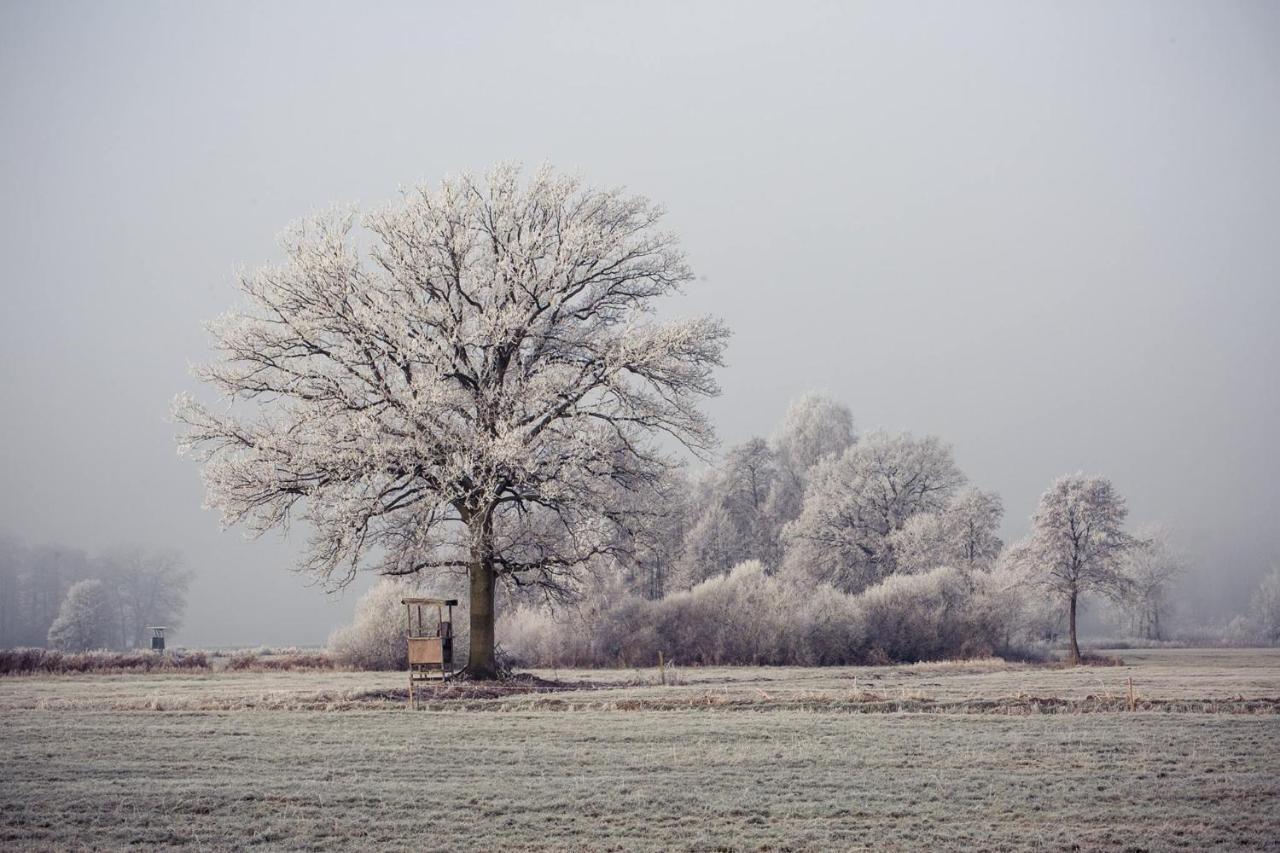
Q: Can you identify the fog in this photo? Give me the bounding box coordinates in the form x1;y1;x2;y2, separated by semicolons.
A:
2;1;1277;646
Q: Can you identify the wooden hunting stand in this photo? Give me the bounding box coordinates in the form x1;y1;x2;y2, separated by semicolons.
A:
147;626;167;652
402;597;457;707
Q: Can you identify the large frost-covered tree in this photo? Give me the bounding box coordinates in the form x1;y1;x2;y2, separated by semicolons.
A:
177;164;728;678
782;431;965;593
1019;474;1137;664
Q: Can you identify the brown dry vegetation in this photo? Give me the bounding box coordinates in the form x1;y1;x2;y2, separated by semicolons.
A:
1;648;1277;850
0;647;211;675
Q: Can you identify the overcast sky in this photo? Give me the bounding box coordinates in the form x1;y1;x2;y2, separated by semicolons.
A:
2;0;1277;645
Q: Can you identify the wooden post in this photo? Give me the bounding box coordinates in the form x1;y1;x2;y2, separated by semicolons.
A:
658;651;666;686
1126;676;1135;712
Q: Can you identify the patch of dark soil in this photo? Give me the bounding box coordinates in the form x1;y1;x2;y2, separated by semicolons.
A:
369;673;630;705
1045;653;1127;668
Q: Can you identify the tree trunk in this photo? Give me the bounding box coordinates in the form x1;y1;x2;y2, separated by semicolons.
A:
466;511;500;680
1067;591;1082;665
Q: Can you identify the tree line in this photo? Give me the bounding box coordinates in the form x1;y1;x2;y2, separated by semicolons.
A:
177;163;1267;675
0;537;191;651
492;392;1192;666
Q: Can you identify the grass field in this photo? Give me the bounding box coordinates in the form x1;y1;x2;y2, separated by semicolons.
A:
2;648;1278;850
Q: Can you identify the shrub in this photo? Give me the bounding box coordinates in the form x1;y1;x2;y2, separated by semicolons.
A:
0;647;210;676
327;578;469;671
225;650;334;671
500;561;1028;668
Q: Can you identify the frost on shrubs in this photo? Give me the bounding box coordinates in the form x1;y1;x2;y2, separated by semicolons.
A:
499;561;1025;668
498;573;635;668
663;561;792;665
327;578;468;671
852;568;973;662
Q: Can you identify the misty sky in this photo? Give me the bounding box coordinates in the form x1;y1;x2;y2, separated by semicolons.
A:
2;1;1277;645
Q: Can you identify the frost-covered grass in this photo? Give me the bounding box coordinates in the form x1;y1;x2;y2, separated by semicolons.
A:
1;649;1277;849
3;711;1277;850
2;647;1276;712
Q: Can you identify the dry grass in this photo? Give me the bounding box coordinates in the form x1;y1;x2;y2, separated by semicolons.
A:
0;647;210;675
1;648;1277;849
2;710;1277;850
224;650;335;672
2;647;1278;714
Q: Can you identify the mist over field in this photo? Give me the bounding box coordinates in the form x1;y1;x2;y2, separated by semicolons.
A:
2;1;1278;647
5;5;1280;852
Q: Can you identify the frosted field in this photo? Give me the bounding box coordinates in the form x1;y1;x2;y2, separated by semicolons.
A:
2;649;1278;850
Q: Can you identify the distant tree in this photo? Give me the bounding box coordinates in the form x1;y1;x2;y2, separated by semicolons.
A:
47;579;114;651
676;501;744;588
722;439;780;518
100;547;193;648
782;432;966;593
886;512;949;576
718;438;784;566
26;545;92;645
1119;527;1184;640
0;535;24;647
1250;566;1280;644
772;392;856;477
596;466;691;600
766;393;856;527
943;488;1004;572
887;488;1004;579
1020;474;1138;664
177;164;727;679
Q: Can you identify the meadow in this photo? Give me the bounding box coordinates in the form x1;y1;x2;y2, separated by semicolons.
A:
2;648;1277;850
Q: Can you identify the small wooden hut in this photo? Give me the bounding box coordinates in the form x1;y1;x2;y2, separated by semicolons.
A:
402;597;457;706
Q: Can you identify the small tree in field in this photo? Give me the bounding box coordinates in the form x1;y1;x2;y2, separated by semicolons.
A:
1022;474;1137;664
47;579;114;651
177;164;727;679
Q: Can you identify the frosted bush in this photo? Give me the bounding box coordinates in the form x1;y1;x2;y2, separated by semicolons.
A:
499;560;1028;668
327;578;468;671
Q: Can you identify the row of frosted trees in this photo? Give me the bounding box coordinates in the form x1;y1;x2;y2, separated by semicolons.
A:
573;392;1180;662
0;538;191;651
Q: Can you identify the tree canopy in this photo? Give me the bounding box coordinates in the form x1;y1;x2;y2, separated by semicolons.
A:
178;164;728;677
